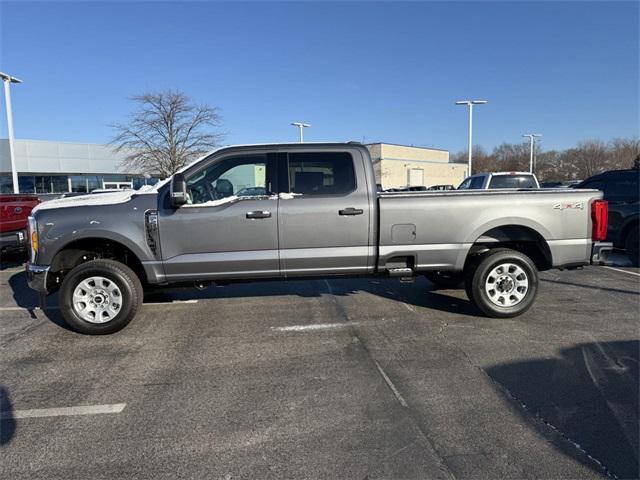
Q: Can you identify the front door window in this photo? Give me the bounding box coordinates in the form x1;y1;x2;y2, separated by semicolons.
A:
186;155;268;205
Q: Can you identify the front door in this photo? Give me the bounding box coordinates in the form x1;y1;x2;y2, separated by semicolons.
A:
277;149;372;276
158;153;280;281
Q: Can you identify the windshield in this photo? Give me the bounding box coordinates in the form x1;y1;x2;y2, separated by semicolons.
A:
489;175;537;189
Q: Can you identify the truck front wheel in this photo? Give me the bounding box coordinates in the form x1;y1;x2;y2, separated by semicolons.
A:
59;259;143;334
466;249;538;318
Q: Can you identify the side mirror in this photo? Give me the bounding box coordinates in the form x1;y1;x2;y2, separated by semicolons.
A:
170;173;188;208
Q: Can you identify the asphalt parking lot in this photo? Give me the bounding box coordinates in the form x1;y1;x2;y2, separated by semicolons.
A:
0;252;638;480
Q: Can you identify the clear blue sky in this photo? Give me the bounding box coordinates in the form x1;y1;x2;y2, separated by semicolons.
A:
0;1;638;153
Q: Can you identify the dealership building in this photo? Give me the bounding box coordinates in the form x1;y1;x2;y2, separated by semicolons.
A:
367;142;467;189
0;139;157;195
0;138;466;195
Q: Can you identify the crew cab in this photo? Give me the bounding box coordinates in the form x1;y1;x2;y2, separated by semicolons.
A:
1;194;40;253
458;172;540;190
26;143;611;334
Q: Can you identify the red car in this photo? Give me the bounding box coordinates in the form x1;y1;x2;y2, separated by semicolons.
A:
0;194;41;253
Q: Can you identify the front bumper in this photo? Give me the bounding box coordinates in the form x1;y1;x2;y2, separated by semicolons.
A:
591;241;613;265
26;263;50;293
0;229;27;250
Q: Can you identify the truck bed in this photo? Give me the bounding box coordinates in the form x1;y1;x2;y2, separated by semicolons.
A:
377;188;603;271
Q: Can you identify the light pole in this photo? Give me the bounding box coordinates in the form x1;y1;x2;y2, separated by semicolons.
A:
291;122;310;143
522;134;542;173
0;71;22;194
455;100;487;176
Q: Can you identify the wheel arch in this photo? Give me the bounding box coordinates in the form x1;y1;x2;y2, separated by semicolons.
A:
47;236;147;292
465;224;553;271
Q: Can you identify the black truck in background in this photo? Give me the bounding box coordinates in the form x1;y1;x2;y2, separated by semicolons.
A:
576;165;639;265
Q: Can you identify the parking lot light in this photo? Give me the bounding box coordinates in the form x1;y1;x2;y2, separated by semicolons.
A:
291;122;310;143
455;100;487;176
522;134;542;173
0;71;23;194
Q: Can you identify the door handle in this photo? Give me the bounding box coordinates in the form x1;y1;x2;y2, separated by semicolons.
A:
246;210;271;219
339;208;364;216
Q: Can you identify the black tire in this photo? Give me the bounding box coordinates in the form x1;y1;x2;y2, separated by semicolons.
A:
466;249;539;318
59;259;143;334
624;228;639;266
425;271;464;289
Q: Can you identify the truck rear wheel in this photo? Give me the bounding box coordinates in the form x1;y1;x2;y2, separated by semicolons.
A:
625;228;639;266
59;259;143;334
466;249;538;318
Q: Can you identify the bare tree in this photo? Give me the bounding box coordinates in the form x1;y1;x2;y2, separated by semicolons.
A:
609;137;640;169
565;140;608;179
451;136;640;182
110;90;225;178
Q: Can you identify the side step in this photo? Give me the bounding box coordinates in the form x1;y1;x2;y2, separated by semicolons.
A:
388;268;415;283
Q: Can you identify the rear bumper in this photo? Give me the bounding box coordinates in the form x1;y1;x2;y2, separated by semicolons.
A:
0;229;27;250
26;263;50;294
591;241;613;265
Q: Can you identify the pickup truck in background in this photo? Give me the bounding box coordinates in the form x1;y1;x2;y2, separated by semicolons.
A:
458;171;540;190
1;194;41;253
576;167;639;265
26;143;611;334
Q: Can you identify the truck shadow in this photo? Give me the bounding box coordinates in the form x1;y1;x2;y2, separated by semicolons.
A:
0;385;16;446
5;271;479;331
486;340;639;480
142;276;481;317
6;271;68;329
0;250;26;271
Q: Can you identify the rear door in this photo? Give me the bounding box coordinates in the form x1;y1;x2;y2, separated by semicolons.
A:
277;149;373;276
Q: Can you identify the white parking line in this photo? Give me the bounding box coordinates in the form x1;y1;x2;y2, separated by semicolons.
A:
143;299;199;305
0;300;199;312
603;266;640;278
1;403;126;419
272;322;358;332
0;306;54;312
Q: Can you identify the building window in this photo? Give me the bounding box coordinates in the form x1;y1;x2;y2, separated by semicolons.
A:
70;175;88;193
19;176;36;193
0;176;14;193
87;176;101;192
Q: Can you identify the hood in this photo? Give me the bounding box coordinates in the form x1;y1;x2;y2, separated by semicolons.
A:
32;188;156;213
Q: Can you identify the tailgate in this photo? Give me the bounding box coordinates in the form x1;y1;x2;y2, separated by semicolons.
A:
0;196;40;233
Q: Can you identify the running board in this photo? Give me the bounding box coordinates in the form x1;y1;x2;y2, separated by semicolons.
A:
388;268;415;283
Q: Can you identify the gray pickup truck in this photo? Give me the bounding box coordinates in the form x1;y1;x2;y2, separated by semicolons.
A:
26;143;611;334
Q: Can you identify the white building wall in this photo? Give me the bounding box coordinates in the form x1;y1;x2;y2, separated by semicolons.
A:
0;139;139;174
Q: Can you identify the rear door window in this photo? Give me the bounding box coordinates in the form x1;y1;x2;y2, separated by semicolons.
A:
286;152;356;195
489;175;537;189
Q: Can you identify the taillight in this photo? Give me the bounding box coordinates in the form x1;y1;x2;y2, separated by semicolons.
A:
591;200;608;241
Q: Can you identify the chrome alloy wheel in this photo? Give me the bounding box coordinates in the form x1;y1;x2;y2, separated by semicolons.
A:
484;262;529;307
72;276;123;323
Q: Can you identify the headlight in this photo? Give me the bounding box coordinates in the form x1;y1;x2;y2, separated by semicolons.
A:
27;216;38;263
